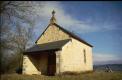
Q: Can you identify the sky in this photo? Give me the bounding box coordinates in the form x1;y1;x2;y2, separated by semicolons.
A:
31;1;122;65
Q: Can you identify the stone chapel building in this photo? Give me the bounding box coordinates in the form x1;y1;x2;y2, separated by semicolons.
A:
22;10;93;75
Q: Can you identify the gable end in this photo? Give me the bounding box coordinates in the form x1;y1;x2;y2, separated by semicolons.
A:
35;23;93;47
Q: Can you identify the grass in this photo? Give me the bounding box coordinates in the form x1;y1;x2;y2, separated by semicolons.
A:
1;71;122;80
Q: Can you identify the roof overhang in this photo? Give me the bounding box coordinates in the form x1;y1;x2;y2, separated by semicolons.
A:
24;39;71;54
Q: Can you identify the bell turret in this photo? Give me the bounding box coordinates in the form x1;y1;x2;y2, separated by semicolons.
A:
50;10;56;24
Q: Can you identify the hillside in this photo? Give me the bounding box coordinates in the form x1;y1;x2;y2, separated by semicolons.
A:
94;64;122;72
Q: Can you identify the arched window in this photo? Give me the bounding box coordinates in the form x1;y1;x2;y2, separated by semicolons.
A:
83;49;86;64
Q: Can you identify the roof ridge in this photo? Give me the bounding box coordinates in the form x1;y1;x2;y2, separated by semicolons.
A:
53;23;93;47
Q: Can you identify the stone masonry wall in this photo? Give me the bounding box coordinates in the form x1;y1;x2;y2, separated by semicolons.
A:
37;24;70;44
60;38;93;73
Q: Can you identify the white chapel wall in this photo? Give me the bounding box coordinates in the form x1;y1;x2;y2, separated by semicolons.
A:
22;55;41;75
60;38;93;73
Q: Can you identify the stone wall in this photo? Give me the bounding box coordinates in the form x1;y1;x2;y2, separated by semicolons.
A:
22;53;48;75
60;38;93;73
37;24;70;44
22;55;40;75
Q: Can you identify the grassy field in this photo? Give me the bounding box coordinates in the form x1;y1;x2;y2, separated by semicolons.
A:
1;72;122;80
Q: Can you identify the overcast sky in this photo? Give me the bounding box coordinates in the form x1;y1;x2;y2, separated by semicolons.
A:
31;1;122;65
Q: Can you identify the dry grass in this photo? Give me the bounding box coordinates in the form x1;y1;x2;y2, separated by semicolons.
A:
1;72;122;80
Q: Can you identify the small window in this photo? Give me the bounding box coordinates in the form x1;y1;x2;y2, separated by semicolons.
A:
83;49;86;64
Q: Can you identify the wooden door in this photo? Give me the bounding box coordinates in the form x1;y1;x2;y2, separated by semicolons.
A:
47;53;56;76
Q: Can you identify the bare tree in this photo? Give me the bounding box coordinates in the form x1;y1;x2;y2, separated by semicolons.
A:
0;1;41;74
